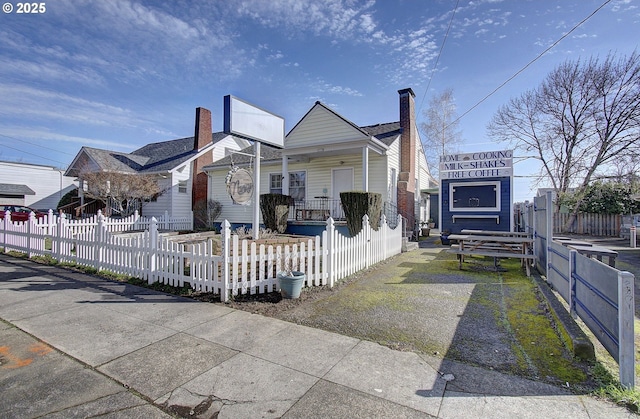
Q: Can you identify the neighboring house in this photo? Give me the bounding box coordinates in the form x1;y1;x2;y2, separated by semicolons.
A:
65;107;250;222
0;161;77;210
204;88;436;236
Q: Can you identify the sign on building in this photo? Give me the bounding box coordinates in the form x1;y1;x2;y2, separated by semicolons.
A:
439;150;514;234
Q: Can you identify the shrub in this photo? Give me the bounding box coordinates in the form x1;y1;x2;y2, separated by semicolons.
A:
340;191;382;236
260;194;293;233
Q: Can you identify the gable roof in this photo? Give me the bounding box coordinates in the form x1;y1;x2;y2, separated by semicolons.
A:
286;101;372;140
204;111;402;171
66;132;232;177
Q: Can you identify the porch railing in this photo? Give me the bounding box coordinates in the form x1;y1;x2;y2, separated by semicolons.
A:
288;198;400;229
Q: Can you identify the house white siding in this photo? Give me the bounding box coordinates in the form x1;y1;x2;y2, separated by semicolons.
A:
286;106;368;149
0;161;77;210
209;150;396;226
171;164;193;220
385;139;401;204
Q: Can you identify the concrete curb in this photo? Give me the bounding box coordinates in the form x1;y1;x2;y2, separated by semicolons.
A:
532;273;595;360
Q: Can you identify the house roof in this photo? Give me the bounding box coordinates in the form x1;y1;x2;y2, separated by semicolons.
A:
360;122;401;145
66;132;232;177
204;106;402;171
0;183;36;196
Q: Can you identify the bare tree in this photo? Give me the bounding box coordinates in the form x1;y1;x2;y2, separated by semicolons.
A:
488;52;640;230
420;88;463;180
81;171;163;217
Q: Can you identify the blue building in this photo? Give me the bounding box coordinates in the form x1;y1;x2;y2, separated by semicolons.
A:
439;150;513;237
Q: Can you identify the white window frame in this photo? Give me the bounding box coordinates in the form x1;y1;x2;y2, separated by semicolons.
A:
270;171;306;201
449;181;501;212
178;180;188;194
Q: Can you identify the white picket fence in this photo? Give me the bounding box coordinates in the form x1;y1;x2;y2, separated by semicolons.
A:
0;211;403;301
31;209;193;236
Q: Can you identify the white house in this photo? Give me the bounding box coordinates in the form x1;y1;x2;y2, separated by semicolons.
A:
0;161;77;210
65;107;250;223
204;88;435;236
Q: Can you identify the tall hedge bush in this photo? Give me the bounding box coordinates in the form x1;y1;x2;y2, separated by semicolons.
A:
340;191;382;236
260;193;293;233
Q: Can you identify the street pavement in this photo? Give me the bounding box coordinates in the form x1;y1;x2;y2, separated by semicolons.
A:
0;253;634;418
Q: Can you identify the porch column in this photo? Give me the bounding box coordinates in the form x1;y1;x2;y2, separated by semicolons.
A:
362;146;369;191
282;155;289;195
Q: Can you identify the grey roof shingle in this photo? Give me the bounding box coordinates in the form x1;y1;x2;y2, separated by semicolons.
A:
361;122;401;145
0;183;36;196
69;132;232;176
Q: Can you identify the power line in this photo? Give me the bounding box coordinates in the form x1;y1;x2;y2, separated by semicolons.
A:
418;0;460;114
0;133;76;156
450;0;613;128
0;137;69;167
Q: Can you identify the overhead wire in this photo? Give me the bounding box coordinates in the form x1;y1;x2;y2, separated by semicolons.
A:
449;0;613;128
417;0;460;115
0;133;71;166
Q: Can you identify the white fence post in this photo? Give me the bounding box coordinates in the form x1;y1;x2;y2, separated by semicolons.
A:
362;214;370;269
47;209;54;236
326;217;335;287
618;271;635;389
221;220;231;302
0;211;6;251
55;213;63;261
380;214;388;259
27;212;34;257
94;213;105;271
148;217;158;284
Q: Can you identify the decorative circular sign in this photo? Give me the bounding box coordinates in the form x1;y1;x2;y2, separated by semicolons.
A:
226;167;254;205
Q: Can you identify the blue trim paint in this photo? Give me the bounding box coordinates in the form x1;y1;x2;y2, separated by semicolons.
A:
223;95;231;134
212;222;349;239
440;176;511;234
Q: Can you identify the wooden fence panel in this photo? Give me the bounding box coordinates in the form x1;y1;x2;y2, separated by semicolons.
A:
554;213;621;236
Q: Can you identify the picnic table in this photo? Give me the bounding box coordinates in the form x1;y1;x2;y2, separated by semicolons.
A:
447;233;535;277
461;229;531;238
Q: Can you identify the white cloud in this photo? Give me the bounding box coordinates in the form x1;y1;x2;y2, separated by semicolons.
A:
313;79;363;97
0;84;138;129
233;0;377;40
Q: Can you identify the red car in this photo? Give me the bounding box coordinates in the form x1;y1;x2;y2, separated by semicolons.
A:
0;205;47;222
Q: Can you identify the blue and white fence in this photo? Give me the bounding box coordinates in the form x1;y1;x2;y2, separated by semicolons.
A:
527;191;635;388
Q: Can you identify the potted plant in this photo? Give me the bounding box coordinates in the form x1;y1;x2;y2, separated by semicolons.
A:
428;218;435;228
277;251;305;299
440;229;451;246
420;221;431;237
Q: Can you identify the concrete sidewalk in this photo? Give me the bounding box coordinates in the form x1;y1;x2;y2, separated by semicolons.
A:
0;254;633;418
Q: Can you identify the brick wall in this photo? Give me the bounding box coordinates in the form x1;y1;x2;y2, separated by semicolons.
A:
192;107;213;226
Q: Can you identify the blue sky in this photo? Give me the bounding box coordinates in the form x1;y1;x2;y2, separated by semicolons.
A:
1;0;638;202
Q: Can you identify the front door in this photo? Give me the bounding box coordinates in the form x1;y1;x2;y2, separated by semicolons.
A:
332;168;353;219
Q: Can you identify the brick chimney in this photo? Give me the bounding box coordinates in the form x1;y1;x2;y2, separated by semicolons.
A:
397;88;416;236
194;107;212;151
192;107;213;226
